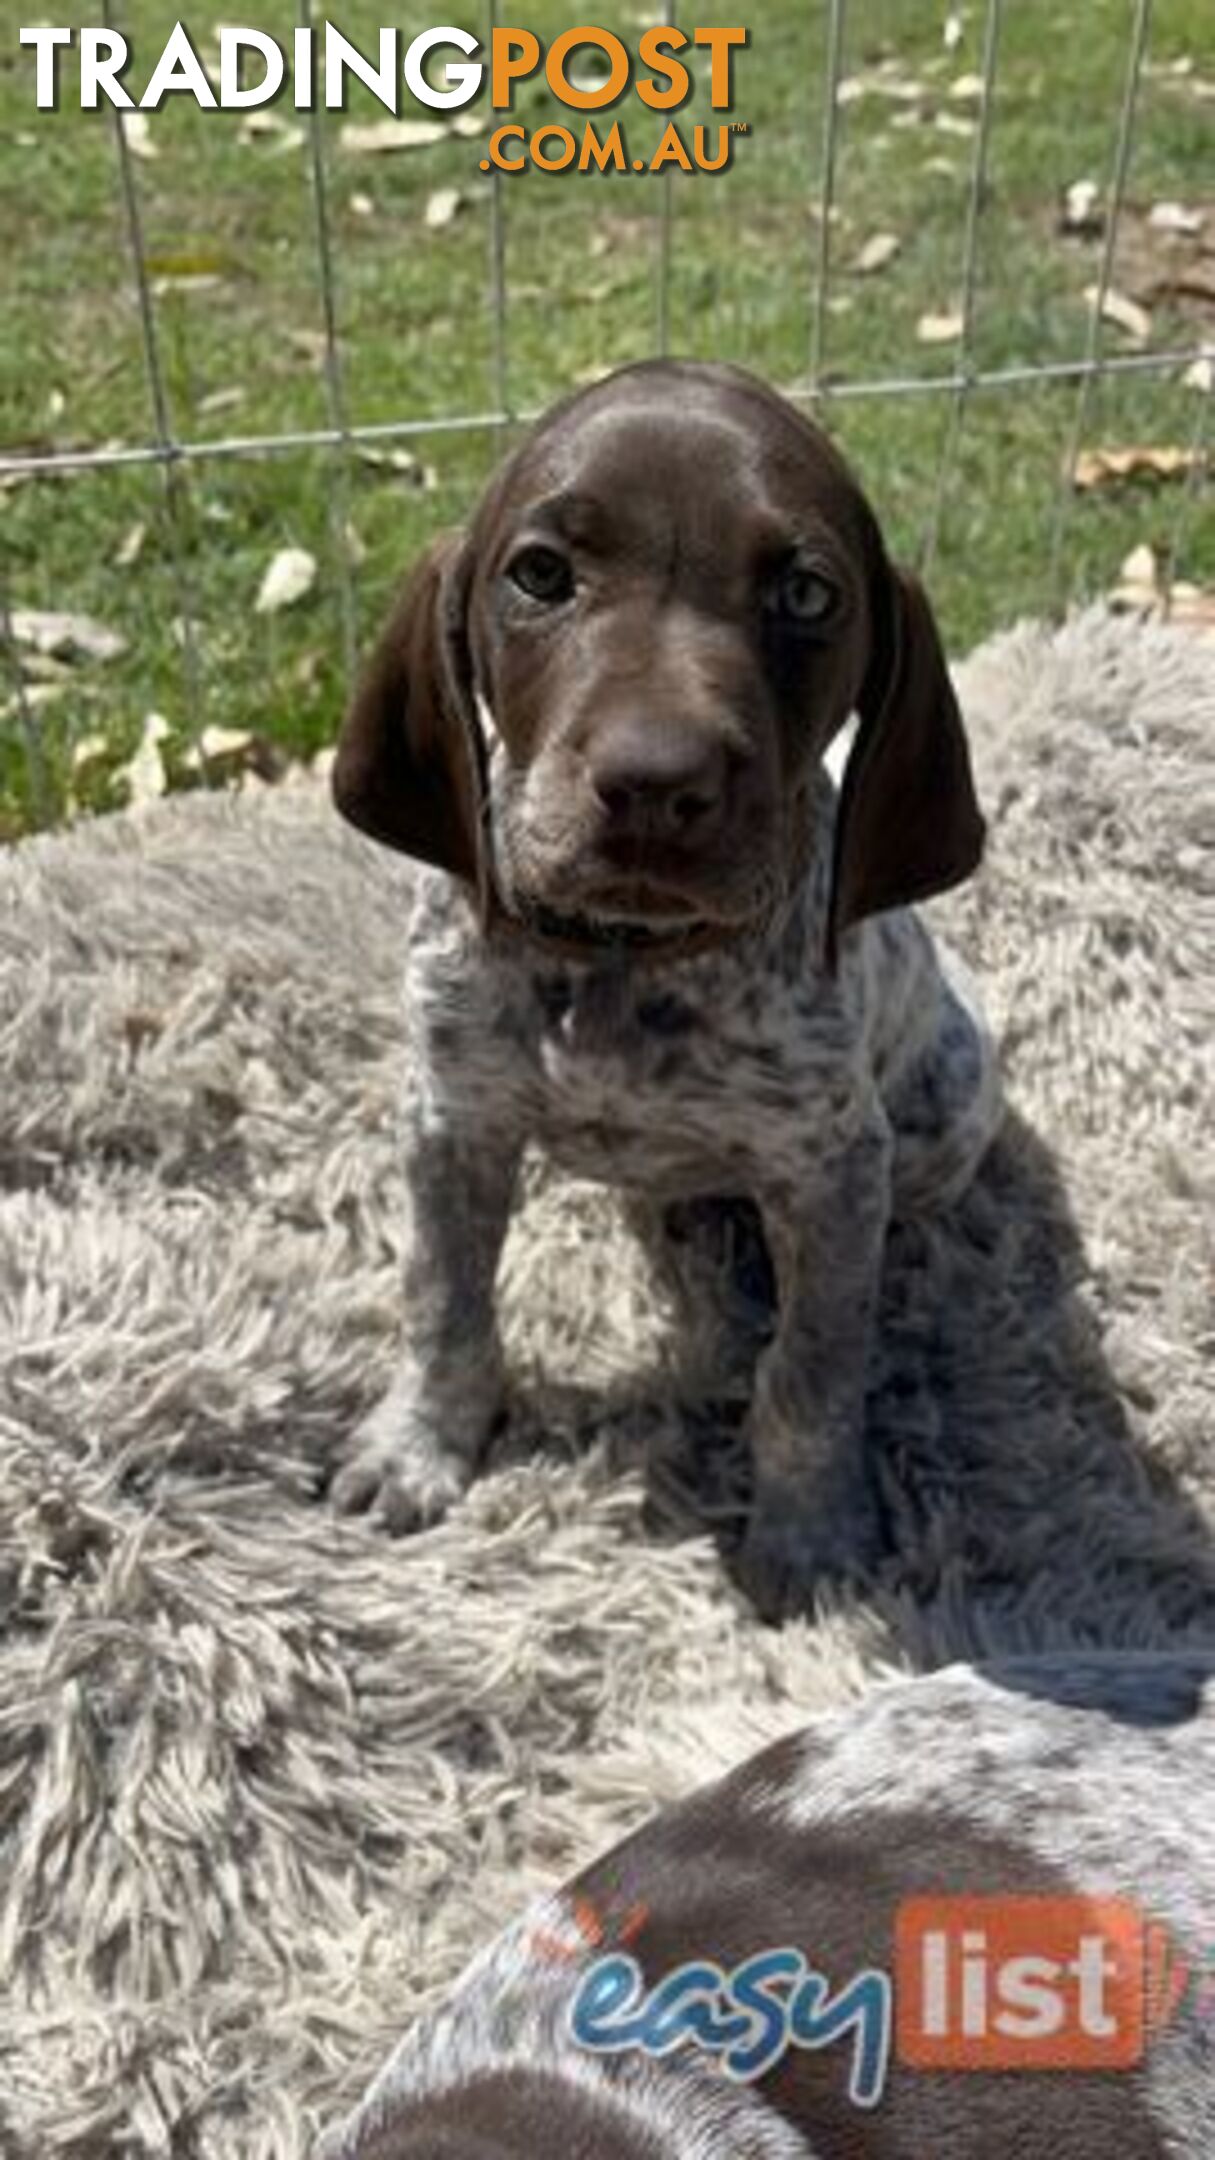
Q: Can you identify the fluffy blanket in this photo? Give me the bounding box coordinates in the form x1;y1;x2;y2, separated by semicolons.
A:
0;607;1211;2157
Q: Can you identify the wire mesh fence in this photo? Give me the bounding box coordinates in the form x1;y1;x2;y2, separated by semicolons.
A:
2;0;1210;835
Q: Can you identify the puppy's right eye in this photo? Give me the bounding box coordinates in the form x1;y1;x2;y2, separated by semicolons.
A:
507;545;575;604
765;558;838;630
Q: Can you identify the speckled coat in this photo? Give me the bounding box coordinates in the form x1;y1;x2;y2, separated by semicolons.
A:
318;1657;1215;2159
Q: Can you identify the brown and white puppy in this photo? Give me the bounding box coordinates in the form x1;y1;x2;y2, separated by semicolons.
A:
317;1657;1215;2159
331;359;1001;1619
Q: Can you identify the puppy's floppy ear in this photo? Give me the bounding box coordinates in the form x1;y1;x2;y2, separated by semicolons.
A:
332;532;488;902
827;541;984;965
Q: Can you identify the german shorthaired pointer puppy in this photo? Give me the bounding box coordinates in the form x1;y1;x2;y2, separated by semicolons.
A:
318;1657;1215;2158
331;359;1001;1619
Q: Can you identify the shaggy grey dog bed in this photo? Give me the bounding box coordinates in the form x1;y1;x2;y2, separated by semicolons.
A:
0;608;1211;2157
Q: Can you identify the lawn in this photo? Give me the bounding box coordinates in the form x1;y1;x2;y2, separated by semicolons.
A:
1;0;1211;837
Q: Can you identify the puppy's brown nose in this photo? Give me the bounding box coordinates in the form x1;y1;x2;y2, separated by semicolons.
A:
589;724;728;841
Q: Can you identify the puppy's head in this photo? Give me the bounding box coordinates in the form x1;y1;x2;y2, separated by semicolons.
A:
333;361;983;962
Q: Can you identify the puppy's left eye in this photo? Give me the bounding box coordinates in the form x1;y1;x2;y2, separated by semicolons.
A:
767;561;837;628
507;545;575;605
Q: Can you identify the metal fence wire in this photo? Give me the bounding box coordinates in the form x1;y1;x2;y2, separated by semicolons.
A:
1;0;1209;829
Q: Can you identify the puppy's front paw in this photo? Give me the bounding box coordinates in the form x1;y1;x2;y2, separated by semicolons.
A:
735;1471;885;1624
330;1402;477;1535
332;1349;504;1535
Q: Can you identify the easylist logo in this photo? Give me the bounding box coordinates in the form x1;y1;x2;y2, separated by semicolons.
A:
896;1897;1148;2070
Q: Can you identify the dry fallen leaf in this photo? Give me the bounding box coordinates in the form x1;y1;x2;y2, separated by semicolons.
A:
1061;179;1102;235
1072;444;1203;490
934;110;975;137
1109;547;1215;639
1086;284;1152;342
944;11;965;51
349;191;375;218
145;248;231;278
1121;542;1158;586
356;447;438;490
201;725;255;762
1166;585;1215;638
124;113;157;161
182;726;288;782
292;649;326;694
238;112;287;140
255;547;318;614
340;119;449;154
1182;354;1214;391
3;681;71;718
872;75;927;101
114;521;147;569
9;609;127;664
950;73;985;98
288;330;334;369
1110;543;1160;613
146;250;230;297
1152;263;1215;308
153;273;223;298
120;714;172;811
855;231;901;274
71;732;111;773
1148;200;1204;236
197;386;246;418
916;310;965;343
238;112;304;152
450;113;487;140
425;186;462;230
18;650;74;685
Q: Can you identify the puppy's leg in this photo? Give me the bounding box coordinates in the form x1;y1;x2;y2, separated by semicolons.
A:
626;1192;777;1435
625;1194;778;1534
332;1083;521;1534
738;1109;893;1620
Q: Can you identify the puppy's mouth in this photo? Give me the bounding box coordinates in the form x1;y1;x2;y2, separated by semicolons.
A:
526;904;693;952
506;875;774;958
518;891;706;954
488;810;781;957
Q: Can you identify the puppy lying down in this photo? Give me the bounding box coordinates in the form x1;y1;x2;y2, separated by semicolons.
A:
317;1657;1215;2158
332;360;1001;1618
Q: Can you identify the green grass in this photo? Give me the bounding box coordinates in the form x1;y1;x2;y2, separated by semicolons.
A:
1;1;1211;837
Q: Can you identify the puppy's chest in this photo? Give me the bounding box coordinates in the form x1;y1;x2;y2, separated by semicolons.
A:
518;966;846;1188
